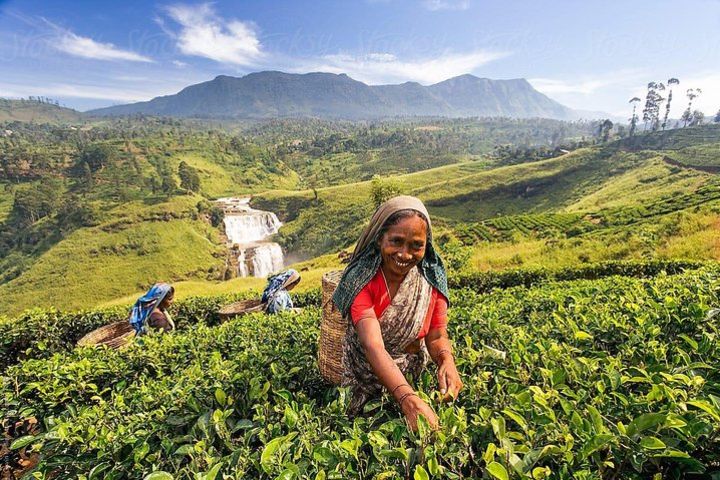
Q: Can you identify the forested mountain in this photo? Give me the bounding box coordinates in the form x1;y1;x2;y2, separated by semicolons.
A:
89;71;578;120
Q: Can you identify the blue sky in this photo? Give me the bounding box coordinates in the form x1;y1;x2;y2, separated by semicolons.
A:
1;0;719;116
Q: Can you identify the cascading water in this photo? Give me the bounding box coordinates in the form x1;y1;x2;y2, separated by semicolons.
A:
215;197;285;278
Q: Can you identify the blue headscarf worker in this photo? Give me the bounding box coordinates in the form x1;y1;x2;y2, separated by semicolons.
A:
262;269;301;314
129;283;175;334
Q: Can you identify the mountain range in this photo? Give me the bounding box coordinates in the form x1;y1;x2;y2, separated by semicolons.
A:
89;71;582;120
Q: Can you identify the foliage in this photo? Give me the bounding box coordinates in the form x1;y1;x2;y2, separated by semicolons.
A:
8;177;64;226
449;259;707;292
178;161;201;193
370;175;403;208
0;288;322;371
3;267;720;478
0;260;707;372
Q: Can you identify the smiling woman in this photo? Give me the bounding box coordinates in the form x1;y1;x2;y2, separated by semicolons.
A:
332;196;463;431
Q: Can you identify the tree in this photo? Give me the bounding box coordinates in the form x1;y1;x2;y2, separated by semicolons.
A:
662;78;679;130
598;119;613;142
78;143;116;172
629;97;641;137
652;83;665;131
160;170;178;194
370;175;402;208
682;88;702;127
643;82;660;131
178;161;201;193
690;110;705;126
11;178;63;225
715;109;720;123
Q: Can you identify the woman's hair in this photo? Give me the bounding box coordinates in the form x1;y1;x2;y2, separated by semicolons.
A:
377;208;429;241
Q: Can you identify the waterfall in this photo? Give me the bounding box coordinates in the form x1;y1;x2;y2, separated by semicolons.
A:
224;212;281;244
216;197;285;278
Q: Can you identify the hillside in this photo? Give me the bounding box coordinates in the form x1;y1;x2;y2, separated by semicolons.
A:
0;98;83;123
1;121;719;315
88;71;578;120
0;195;226;316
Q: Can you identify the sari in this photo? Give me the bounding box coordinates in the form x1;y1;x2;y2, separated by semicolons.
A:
129;283;173;334
262;269;300;314
331;196;449;412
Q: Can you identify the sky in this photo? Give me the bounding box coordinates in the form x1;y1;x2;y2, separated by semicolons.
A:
1;0;719;117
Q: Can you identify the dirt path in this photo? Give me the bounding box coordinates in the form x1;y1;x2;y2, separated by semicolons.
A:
663;155;720;174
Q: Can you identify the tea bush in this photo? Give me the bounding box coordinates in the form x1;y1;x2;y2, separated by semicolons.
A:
3;267;720;478
0;290;324;372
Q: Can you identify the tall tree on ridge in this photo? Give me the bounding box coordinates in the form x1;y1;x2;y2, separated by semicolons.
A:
690;110;705;126
662;78;680;130
598;119;614;142
629;97;641;137
642;82;658;131
682;88;702;127
714;109;720;123
652;83;666;131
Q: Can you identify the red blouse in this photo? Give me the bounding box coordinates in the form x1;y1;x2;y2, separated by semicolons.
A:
350;269;448;339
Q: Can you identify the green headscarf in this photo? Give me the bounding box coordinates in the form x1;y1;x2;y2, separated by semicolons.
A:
332;195;449;318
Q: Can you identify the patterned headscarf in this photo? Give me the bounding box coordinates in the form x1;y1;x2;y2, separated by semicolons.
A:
129;283;173;334
332;196;449;318
262;269;300;313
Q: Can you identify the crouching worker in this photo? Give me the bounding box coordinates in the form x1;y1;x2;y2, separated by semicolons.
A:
332;196;463;431
129;283;176;335
262;269;301;314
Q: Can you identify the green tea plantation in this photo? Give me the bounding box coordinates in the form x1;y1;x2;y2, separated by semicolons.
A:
2;264;720;479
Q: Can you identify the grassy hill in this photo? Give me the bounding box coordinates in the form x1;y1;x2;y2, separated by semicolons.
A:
254;140;717;257
0;98;84;123
0;195;226;316
1;121;718;317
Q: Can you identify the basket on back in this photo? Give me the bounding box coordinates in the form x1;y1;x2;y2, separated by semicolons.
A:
218;298;266;322
77;320;135;349
319;270;346;385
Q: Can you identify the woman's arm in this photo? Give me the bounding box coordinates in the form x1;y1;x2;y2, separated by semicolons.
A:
355;316;438;430
425;327;463;401
148;310;172;332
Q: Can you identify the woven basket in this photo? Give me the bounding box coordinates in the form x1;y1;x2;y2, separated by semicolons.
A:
77;320;135;349
318;270;346;385
218;298;266;322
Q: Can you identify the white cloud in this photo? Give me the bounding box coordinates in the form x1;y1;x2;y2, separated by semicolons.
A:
0;80;184;102
54;30;153;62
529;70;646;96
423;0;471;11
164;3;263;66
172;60;188;68
298;49;509;85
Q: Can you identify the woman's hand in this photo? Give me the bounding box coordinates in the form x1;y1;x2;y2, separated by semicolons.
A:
437;355;463;402
400;394;439;431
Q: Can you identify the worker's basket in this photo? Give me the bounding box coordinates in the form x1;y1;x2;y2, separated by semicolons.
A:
318;270;347;385
218;299;266;322
77;320;135;349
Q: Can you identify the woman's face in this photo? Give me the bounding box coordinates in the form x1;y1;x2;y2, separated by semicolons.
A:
160;293;174;309
378;215;427;278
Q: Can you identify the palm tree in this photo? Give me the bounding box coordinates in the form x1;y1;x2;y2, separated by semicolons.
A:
629;97;641;137
662;78;679;130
